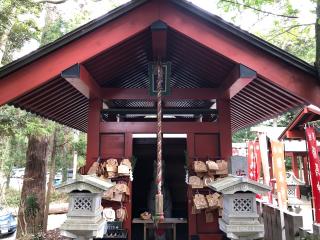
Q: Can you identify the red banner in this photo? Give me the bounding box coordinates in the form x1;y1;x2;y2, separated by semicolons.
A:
306;126;320;223
254;141;262;181
247;141;261;181
247;141;256;179
271;140;287;209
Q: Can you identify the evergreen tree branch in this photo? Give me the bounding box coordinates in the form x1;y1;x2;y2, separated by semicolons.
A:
220;0;299;19
34;0;68;4
268;23;314;40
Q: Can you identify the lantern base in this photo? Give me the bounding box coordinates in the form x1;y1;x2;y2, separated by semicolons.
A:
219;218;264;240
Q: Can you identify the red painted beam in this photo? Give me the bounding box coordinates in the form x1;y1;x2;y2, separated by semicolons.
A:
0;1;159;106
102;88;218;100
61;64;102;98
220;64;256;98
151;20;167;60
160;2;320;106
286;130;305;139
100;121;219;133
286;130;320;139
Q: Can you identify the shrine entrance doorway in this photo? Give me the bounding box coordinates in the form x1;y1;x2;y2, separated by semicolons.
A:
132;135;188;240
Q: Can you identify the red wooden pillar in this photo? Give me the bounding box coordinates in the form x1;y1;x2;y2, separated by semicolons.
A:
291;153;301;198
303;154;309;185
124;133;133;240
85;98;102;172
187;132;197;239
217;98;232;160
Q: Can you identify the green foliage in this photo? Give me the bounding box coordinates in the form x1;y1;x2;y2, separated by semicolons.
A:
0;105;27;136
262;22;315;64
2;188;68;208
0;0;42;65
218;0;274;13
215;0;315;63
284;156;292;170
40;5;90;47
304;235;320;240
73;132;87;157
2;19;40;64
24;194;40;219
49;190;68;203
4;188;21;207
40;17;65;46
232;127;256;143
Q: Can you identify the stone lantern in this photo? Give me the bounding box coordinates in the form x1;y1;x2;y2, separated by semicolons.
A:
56;175;114;240
207;175;271;240
286;172;304;200
286;172;304;212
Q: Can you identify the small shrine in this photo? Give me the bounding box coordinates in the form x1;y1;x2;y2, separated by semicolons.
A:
1;0;319;238
56;175;114;239
207;175;271;240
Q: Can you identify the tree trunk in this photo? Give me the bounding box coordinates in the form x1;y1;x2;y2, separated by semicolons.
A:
17;135;48;238
5;174;10;189
43;127;58;231
62;144;68;182
316;0;320;80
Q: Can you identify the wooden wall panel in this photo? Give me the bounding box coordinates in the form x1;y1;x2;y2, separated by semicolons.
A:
194;134;220;159
100;133;125;159
99;133;133;240
187;133;224;239
196;210;220;234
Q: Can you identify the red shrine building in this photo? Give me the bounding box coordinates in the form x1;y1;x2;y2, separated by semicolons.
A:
0;0;320;239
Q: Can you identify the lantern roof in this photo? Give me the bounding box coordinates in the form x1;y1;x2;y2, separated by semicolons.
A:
207;175;271;195
56;175;115;193
286;172;305;186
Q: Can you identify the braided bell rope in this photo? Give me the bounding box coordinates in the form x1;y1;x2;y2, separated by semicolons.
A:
156;62;163;196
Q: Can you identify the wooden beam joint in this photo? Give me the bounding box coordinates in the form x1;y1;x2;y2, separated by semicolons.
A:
220;64;256;98
61;63;102;99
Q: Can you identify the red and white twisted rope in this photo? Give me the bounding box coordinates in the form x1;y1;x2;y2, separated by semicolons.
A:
156;62;163;196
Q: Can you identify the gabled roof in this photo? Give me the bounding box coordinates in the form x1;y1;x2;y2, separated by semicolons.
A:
0;0;315;79
0;0;318;132
279;105;320;140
